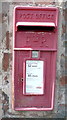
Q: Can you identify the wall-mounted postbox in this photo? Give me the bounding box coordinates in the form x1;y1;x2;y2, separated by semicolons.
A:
13;6;58;111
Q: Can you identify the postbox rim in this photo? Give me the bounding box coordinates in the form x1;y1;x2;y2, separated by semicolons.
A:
14;6;59;11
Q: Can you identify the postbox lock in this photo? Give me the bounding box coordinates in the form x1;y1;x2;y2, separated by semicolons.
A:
32;51;39;58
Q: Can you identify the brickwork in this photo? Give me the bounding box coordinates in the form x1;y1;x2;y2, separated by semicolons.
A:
0;0;66;119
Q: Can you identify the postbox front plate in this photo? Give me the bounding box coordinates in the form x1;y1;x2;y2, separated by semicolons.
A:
13;6;58;111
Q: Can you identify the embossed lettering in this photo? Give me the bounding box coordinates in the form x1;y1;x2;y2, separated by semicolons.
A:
26;32;46;43
19;13;54;20
36;13;54;19
20;14;33;19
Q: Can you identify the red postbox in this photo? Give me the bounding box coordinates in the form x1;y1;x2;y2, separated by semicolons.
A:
13;6;58;111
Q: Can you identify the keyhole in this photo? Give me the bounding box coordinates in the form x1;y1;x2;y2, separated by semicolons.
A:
21;78;23;82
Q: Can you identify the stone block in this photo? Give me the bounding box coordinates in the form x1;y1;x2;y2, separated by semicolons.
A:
2;53;9;71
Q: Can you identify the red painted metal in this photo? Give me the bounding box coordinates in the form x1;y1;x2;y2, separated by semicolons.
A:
13;6;58;111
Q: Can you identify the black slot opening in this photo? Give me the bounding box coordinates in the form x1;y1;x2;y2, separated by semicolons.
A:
17;26;55;32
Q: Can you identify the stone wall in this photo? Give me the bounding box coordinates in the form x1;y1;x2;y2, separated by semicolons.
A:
0;0;66;119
